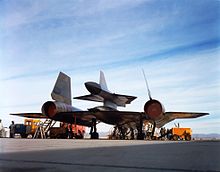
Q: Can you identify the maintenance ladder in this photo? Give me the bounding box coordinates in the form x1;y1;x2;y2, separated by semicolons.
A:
33;119;56;139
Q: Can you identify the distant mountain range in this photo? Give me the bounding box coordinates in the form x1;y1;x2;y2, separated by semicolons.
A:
98;133;220;140
192;133;220;140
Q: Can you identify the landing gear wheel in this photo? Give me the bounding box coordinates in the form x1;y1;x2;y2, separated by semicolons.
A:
90;118;99;139
137;114;145;140
137;133;145;140
91;132;99;139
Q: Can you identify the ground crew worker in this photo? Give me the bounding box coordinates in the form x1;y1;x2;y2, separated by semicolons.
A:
9;121;15;138
68;124;73;139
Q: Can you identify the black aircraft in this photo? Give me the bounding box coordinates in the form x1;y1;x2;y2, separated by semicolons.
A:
11;71;209;139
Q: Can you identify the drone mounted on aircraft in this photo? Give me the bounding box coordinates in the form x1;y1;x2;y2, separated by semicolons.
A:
11;71;209;139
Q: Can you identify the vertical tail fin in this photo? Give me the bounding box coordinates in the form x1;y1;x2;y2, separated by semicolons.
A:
99;71;109;91
51;72;72;105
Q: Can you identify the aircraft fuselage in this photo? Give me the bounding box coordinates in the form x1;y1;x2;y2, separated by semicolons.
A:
85;81;117;109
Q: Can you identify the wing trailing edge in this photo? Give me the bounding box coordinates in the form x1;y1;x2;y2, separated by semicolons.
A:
74;93;136;107
112;93;137;106
154;112;209;128
74;94;104;102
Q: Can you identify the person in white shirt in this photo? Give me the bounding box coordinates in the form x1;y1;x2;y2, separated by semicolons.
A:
0;119;4;137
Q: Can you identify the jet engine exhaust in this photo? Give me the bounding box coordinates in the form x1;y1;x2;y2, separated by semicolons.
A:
41;101;76;118
144;99;165;120
42;101;57;117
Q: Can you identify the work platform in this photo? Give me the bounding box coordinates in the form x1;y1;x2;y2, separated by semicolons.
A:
0;139;219;172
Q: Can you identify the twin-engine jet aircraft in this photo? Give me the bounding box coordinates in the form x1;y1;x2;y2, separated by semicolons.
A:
11;71;209;139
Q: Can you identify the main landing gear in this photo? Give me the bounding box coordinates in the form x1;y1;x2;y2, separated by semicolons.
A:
151;121;156;140
137;115;145;140
110;126;134;140
90;118;99;139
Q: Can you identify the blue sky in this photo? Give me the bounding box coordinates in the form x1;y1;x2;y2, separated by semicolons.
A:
0;0;219;134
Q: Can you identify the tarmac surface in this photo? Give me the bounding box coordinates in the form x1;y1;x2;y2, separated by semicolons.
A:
0;139;220;172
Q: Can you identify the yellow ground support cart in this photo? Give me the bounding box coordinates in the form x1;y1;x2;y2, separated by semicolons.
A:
171;127;192;141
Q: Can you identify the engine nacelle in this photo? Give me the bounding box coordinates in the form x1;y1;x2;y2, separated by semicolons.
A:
144;99;165;120
41;101;76;118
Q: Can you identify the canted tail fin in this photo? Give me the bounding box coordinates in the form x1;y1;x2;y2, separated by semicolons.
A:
51;72;72;105
99;71;109;91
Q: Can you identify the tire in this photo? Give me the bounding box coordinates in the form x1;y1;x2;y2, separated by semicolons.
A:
21;134;27;138
173;135;178;141
91;132;99;139
185;134;191;141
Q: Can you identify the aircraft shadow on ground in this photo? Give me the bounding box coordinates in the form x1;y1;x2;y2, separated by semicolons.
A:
0;141;219;172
